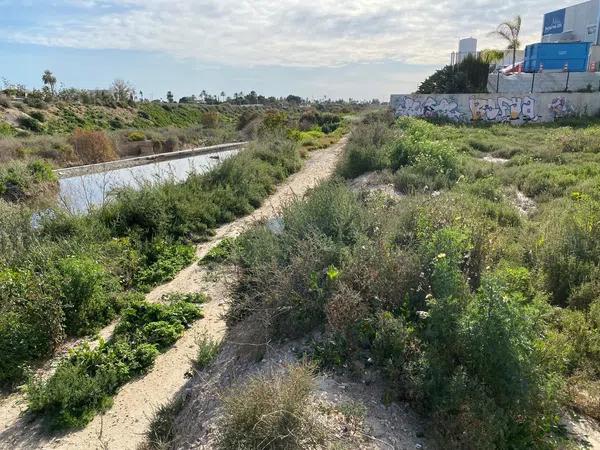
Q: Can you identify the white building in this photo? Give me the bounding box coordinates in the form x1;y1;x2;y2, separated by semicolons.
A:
541;0;600;44
451;38;478;64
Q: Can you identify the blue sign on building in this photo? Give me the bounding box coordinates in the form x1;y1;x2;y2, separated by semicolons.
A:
543;8;566;35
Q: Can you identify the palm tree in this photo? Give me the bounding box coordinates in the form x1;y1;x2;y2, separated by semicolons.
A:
480;49;505;65
42;70;57;95
220;91;226;103
489;16;522;68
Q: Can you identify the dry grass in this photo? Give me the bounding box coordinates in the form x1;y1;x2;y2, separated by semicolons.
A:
216;363;325;450
570;378;600;421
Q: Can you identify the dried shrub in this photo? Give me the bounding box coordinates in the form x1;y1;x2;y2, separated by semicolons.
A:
200;111;220;129
69;129;118;164
326;283;368;335
217;364;324;449
0;95;11;108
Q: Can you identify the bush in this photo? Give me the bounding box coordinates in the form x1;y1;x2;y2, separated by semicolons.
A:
128;131;146;141
216;364;323;449
18;116;44;132
24;95;47;109
55;256;120;336
422;277;562;448
196;334;220;369
133;241;195;291
29;111;46;123
0;159;57;202
200;111;220;129
336;120;394;178
0;94;11;108
145;395;186;449
27;340;159;429
200;237;238;265
537;194;600;306
27;295;203;429
69;129;118;164
0;268;64;385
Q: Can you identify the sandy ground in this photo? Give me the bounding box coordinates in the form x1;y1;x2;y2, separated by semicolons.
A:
169;327;431;450
0;138;346;450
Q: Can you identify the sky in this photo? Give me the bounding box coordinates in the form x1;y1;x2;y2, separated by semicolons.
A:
0;0;574;100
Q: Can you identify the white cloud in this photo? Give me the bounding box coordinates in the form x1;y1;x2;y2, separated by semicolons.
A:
6;0;560;67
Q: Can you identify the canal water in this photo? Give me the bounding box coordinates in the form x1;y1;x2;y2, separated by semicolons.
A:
58;149;239;213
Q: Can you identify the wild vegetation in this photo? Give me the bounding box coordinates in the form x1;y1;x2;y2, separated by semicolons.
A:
0;131;304;392
220;113;600;448
1;75;363;169
216;364;323;449
417;55;491;94
27;293;206;429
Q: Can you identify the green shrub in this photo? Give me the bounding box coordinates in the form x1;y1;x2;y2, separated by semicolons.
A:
27;340;159;429
196;334;220;369
128;131;146;141
200;237;238;265
537;194;600;305
0;121;15;136
133;240;195;291
55;256;120;336
27;294;203;429
0;159;57;202
29;111;46;123
18;116;44;132
0;268;64;385
336;120;394;178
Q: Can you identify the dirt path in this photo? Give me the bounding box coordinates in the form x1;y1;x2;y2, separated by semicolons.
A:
0;138;346;450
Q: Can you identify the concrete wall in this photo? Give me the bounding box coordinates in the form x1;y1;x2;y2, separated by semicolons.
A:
488;72;600;94
389;93;600;124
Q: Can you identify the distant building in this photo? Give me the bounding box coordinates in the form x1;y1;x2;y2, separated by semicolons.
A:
451;38;478;64
541;0;600;44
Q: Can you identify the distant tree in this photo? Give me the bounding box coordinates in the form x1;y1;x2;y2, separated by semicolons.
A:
417;55;489;94
286;94;302;105
42;70;57;96
489;16;522;68
220;91;226;103
111;79;135;103
179;95;197;104
247;90;258;104
166;91;174;103
139;90;144;101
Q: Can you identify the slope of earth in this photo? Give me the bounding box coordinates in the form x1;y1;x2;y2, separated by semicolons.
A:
0;138;348;450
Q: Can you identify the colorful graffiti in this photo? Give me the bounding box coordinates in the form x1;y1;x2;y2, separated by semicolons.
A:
468;96;538;122
390;94;598;123
392;96;462;120
549;97;575;118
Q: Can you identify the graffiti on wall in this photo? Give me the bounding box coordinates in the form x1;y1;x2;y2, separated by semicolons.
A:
468;96;538;122
393;96;462;120
549;97;575;118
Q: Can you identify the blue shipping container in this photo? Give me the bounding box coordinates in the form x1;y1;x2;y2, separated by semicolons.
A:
523;42;591;72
